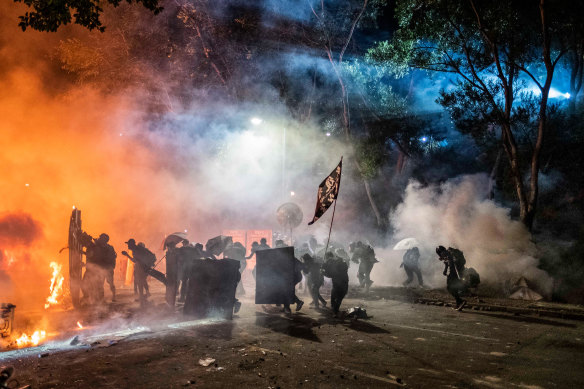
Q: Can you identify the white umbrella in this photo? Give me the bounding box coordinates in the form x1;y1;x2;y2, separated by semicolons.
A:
393;238;420;250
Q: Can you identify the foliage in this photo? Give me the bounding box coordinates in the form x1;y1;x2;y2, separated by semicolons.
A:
13;0;162;32
366;0;583;230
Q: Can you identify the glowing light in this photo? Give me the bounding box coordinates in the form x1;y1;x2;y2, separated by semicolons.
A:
72;205;76;209
77;321;83;329
119;133;123;136
290;191;295;196
326;132;331;137
250;117;263;125
547;88;571;99
184;229;188;233
44;262;65;309
25;183;29;187
421;137;428;142
15;330;47;348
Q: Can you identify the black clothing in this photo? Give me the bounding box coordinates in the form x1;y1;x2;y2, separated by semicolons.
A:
165;246;180;307
284;258;305;312
302;256;326;307
323;256;349;314
224;244;247;296
402;247;423;286
177;245;202;302
351;242;378;291
129;244;156;307
82;239;116;304
439;247;467;307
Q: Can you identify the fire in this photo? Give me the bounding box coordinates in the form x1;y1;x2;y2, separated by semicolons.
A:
15;330;47;347
44;262;65;309
77;321;83;329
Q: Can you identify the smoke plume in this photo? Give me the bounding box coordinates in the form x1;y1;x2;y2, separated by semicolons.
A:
371;174;552;296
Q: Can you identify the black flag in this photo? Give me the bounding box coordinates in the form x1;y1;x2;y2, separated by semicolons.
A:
308;158;342;225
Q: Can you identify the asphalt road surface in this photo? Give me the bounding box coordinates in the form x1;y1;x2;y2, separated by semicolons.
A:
2;286;583;388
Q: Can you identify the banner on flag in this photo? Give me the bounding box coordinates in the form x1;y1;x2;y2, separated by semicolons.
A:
308;158;342;225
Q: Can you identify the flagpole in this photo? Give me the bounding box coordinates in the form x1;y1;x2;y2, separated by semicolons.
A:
324;199;337;256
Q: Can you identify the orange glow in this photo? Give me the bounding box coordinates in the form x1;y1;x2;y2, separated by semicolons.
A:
44;262;64;309
77;321;83;329
15;330;47;348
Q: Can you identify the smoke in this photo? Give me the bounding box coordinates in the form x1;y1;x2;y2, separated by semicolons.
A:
0;1;370;309
0;213;43;248
371;174;552;296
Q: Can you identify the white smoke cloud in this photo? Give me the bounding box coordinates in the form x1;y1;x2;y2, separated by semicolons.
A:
371;174;553;296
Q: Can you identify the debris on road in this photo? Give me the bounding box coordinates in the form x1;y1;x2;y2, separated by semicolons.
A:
198;357;215;367
346;307;368;319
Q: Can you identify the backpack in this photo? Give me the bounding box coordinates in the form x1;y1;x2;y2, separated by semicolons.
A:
448;247;466;272
462;267;481;288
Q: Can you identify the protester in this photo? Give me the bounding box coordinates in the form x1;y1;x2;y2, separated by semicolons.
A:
322;251;349;316
401;246;424;287
436;245;467;311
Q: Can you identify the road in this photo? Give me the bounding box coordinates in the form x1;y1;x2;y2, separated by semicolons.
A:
2;286;583;388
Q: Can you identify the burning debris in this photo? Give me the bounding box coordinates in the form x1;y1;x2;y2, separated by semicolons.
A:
14;330;47;348
44;262;65;309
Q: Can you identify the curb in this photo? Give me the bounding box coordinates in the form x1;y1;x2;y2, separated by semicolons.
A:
414;297;584;321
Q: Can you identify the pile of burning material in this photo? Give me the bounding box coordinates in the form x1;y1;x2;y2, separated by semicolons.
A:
0;304;16;338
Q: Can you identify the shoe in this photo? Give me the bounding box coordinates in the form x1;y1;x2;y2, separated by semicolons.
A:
234;301;242;314
283;306;292;314
296;300;304;311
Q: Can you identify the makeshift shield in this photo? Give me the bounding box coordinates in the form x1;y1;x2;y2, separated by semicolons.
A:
161;232;188;250
147;268;167;286
184;258;240;319
255;247;295;305
205;235;233;256
68;208;84;309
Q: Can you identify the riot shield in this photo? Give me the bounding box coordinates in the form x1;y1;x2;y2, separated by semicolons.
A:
68;209;83;309
255;247;295;305
184;258;240;320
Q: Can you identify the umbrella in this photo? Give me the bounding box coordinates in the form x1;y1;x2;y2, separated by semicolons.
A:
393;238;420;250
161;232;188;250
205;235;233;256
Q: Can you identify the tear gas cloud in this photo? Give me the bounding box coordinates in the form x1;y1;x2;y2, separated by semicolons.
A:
0;0;555;309
371;174;552;296
0;2;364;308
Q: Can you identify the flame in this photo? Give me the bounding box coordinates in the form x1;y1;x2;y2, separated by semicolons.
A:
15;330;47;347
77;321;83;329
44;261;64;309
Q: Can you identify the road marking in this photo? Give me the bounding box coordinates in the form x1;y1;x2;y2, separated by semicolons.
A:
370;321;498;341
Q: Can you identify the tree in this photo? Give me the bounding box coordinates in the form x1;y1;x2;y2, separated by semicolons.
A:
302;0;407;228
13;0;162;32
369;0;581;231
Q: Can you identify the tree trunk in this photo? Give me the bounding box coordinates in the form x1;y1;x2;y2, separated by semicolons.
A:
363;178;385;228
568;49;583;114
